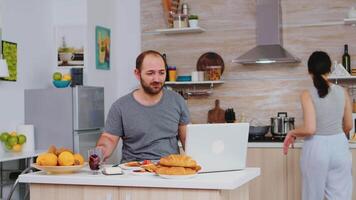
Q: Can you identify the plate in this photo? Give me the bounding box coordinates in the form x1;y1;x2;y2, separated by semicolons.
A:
130;170;155;176
118;163;142;171
157;173;197;179
31;163;87;174
196;52;225;74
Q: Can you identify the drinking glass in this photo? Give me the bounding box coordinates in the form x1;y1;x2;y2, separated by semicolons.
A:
88;148;103;174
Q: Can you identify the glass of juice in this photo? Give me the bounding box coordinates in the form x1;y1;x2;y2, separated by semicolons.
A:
88;148;103;174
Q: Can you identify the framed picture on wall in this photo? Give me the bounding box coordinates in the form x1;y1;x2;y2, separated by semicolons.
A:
0;41;17;81
95;26;110;70
56;25;85;68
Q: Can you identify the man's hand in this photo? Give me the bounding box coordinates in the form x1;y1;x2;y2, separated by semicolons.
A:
96;132;120;161
283;133;296;155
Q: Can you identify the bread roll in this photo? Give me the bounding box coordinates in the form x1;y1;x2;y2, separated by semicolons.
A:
155;166;197;175
159;154;197;168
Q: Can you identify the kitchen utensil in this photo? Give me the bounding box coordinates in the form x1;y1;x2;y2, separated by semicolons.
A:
270;112;295;138
169;0;180;28
207;99;225;123
249;126;270;137
161;0;172;27
196;52;225;75
172;13;188;28
249;118;270;137
225;108;236;123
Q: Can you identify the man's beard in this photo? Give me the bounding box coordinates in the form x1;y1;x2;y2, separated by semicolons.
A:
140;79;164;95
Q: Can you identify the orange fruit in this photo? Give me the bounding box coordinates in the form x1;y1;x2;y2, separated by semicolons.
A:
73;154;85;165
36;153;58;166
12;144;22;152
58;151;75;166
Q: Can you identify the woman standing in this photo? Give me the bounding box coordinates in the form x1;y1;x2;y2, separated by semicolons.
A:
283;51;353;200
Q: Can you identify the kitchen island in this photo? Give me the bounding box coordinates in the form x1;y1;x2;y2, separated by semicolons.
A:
18;167;260;200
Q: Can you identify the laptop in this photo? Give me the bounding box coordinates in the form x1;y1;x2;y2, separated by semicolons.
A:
185;123;249;173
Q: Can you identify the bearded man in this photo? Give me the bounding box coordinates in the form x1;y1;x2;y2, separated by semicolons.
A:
96;50;190;163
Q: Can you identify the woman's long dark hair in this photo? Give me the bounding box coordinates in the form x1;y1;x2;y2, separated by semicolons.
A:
307;51;331;98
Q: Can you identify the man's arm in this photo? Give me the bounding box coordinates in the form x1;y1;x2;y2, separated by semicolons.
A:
96;132;120;161
178;124;187;150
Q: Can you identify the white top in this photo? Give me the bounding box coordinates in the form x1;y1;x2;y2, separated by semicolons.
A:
248;141;356;148
0;149;45;162
19;167;260;190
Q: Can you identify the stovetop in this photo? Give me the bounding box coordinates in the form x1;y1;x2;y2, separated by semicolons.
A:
248;135;285;143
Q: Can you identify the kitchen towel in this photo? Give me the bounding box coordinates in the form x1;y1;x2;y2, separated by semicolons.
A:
16;124;35;152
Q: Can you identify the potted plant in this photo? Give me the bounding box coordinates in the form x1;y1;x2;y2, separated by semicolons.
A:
188;15;199;28
58;37;75;64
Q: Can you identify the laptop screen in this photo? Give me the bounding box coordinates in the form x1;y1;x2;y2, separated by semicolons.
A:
185;123;249;173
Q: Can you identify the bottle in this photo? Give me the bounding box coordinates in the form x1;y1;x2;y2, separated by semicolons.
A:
162;53;169;81
181;1;189;16
342;44;351;74
168;66;177;82
353;99;356;113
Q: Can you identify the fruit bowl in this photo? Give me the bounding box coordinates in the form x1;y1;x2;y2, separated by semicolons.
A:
31;163;87;174
1;132;26;153
53;80;70;88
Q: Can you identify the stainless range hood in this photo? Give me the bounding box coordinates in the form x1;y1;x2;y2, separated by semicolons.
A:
233;0;300;64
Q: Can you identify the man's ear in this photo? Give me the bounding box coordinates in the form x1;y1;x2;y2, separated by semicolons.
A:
134;69;141;81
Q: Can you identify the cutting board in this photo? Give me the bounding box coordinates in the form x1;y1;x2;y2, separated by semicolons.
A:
207;99;226;123
161;0;172;27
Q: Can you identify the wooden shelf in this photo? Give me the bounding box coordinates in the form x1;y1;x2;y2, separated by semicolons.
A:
154;27;205;34
344;18;356;25
165;80;224;86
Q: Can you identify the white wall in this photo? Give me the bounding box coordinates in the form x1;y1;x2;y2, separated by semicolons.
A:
0;0;140;198
0;0;54;131
86;0;140;115
0;0;140;132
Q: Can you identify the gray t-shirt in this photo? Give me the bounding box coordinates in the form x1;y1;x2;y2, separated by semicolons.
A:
309;84;345;135
104;88;190;163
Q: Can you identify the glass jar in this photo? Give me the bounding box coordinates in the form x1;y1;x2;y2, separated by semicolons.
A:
172;14;188;28
205;66;222;81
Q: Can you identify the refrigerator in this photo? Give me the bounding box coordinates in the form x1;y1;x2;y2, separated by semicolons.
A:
24;86;104;157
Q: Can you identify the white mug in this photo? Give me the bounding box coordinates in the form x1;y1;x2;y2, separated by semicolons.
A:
191;71;199;82
198;71;205;81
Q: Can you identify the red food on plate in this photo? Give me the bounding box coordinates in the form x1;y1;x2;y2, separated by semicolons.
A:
142;160;152;165
125;161;140;167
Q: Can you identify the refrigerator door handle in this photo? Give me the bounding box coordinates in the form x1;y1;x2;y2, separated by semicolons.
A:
73;130;102;154
75;128;102;134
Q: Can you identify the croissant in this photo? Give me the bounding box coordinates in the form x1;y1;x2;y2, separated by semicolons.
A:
159;154;197;168
155;166;197;175
141;164;157;172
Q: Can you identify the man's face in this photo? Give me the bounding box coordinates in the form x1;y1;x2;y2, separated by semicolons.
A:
135;54;166;95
